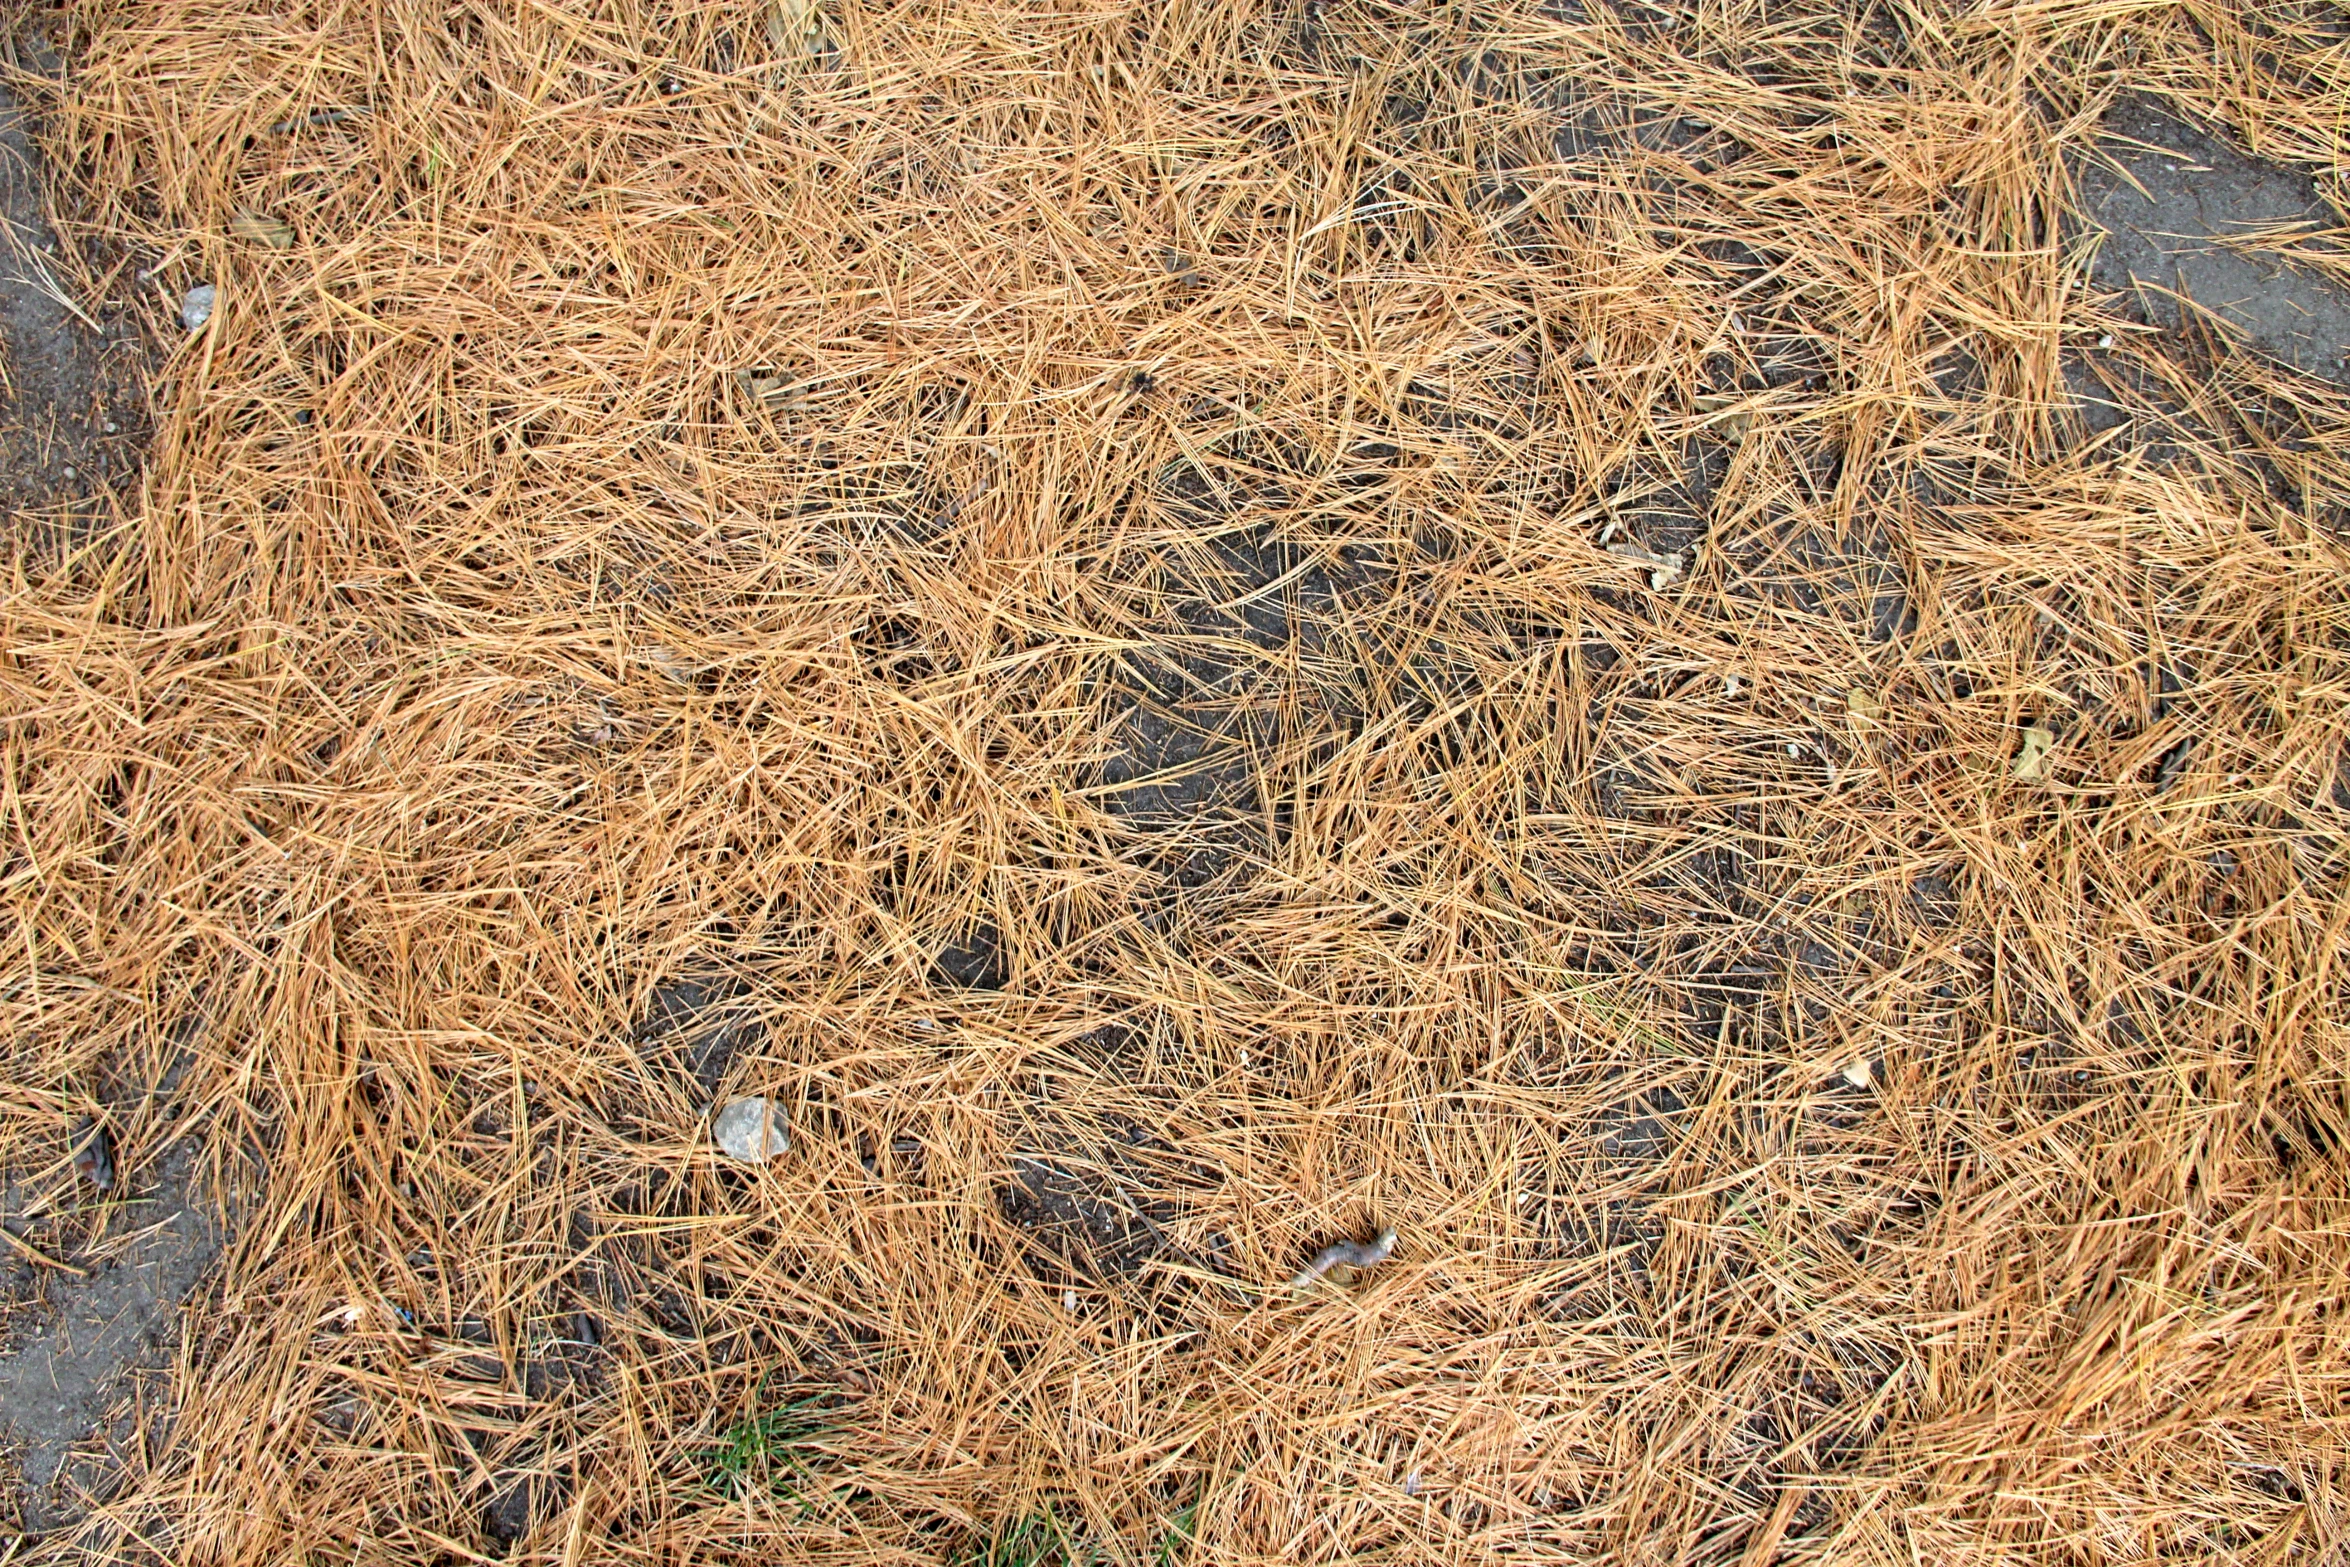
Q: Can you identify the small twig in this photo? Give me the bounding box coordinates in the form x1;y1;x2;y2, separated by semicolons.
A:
1604;540;1684;586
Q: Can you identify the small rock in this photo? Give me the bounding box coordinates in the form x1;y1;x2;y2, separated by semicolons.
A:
712;1096;789;1164
181;283;217;331
1841;1059;1873;1089
103;420;118;434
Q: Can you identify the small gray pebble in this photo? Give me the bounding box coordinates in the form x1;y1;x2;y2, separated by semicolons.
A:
181;283;217;331
713;1096;790;1164
61;466;76;481
104;420;118;434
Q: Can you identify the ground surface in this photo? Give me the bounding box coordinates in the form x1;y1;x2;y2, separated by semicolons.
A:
0;52;144;533
3;3;2349;1565
0;1138;223;1536
0;24;196;1545
2079;95;2350;382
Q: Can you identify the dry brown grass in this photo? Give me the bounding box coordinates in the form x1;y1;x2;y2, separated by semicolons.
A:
4;0;2349;1560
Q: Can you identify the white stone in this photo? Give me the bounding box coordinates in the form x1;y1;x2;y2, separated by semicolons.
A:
181;283;216;331
712;1096;789;1164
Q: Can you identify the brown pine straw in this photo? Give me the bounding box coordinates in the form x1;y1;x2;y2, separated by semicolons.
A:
4;0;2348;1561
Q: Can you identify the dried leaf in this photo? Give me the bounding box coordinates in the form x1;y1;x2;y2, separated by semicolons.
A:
2012;722;2056;782
1847;687;1882;723
767;0;827;56
231;207;296;249
732;369;791;408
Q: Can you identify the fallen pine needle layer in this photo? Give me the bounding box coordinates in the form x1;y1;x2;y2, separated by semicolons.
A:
5;0;2350;1562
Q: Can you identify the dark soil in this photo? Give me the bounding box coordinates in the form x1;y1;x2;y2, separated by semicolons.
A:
635;967;762;1098
1000;1153;1176;1283
1;54;150;538
0;1137;224;1537
2077;95;2350;383
1;22;188;1545
996;1099;1202;1301
1097;506;1379;901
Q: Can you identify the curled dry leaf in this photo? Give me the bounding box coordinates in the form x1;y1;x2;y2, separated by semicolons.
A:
2012;722;2056;783
1288;1226;1397;1292
1846;687;1883;723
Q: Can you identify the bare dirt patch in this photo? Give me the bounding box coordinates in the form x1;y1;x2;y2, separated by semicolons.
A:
1;18;194;1548
0;1136;223;1538
2078;95;2350;383
0;58;147;537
